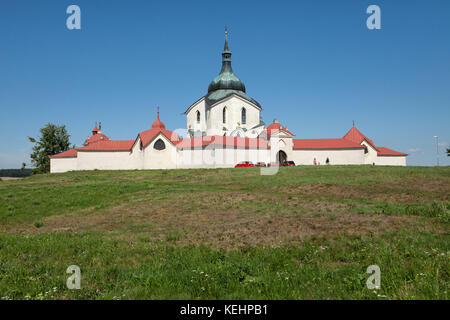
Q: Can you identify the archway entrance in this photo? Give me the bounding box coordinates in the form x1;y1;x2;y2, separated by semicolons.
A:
277;150;287;164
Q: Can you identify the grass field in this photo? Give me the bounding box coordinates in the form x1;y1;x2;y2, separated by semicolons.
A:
0;166;448;299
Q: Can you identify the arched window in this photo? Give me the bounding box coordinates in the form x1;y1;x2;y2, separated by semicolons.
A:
364;145;368;154
196;111;200;124
222;107;226;124
241;108;246;125
154;139;166;150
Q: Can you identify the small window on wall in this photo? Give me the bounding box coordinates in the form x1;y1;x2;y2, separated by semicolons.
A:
154;139;166;150
241;108;246;125
196;111;200;123
223;107;227;124
364;146;368;154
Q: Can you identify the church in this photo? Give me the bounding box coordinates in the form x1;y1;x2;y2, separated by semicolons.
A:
50;31;407;173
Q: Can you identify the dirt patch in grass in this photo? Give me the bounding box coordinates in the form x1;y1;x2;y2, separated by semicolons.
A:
0;177;24;181
3;191;434;249
283;178;450;203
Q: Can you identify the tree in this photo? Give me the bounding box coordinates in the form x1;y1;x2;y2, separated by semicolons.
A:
447;148;450;156
28;124;71;173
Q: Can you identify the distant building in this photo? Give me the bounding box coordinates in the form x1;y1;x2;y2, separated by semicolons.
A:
50;31;407;172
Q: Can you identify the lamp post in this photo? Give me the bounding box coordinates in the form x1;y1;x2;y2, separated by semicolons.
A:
433;136;439;166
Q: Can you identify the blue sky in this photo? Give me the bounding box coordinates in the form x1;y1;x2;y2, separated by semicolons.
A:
0;0;449;168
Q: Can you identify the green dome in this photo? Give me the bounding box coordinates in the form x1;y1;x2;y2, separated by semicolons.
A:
207;70;246;93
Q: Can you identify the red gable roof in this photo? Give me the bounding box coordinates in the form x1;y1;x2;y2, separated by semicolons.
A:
377;146;408;156
137;113;180;148
77;140;135;151
139;128;180;148
342;126;407;156
265;120;294;138
176;135;270;149
343;126;378;151
49;148;78;158
293;138;364;149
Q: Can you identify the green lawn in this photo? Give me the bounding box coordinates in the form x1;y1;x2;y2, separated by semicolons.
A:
0;166;448;299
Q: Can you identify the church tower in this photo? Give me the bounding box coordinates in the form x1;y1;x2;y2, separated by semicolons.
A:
185;27;264;138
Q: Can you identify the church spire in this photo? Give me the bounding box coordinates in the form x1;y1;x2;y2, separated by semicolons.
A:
224;25;230;52
221;25;232;72
152;106;165;129
207;27;247;95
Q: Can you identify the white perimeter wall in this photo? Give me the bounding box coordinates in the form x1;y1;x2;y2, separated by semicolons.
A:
77;151;135;170
50;158;77;173
50;141;406;172
291;149;365;165
177;147;271;168
375;156;407;166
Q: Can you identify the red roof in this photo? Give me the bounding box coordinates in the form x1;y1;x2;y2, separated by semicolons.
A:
85;133;110;145
343;126;378;151
50;149;78;158
137;113;180;148
176;135;270;149
77;140;135;151
377;146;408;156
265;120;295;138
151;115;165;129
342;126;406;156
293;138;364;149
139;128;180;148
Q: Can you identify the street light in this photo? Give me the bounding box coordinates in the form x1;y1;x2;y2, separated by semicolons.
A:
433;136;439;166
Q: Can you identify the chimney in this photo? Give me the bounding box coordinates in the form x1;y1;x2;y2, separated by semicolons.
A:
98;122;102;134
274;119;278;123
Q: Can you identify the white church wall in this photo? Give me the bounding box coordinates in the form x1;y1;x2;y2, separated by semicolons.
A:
50;158;77;173
143;134;177;169
207;96;260;136
270;136;294;163
361;140;378;165
186;99;206;135
246;126;265;138
128;138;144;170
291;149;365;165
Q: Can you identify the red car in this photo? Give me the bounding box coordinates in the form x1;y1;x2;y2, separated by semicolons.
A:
235;161;255;168
255;162;266;167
